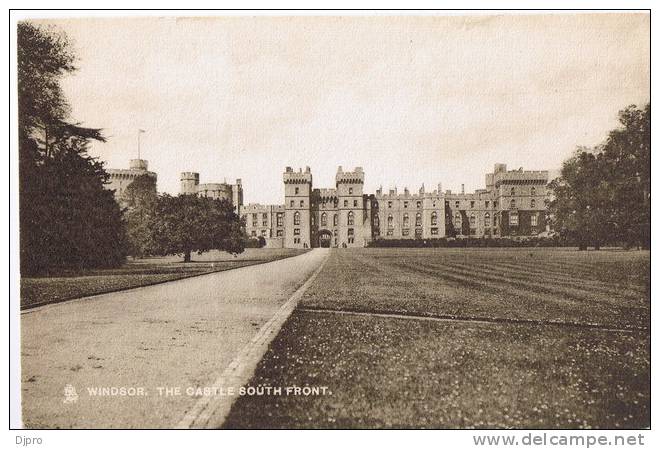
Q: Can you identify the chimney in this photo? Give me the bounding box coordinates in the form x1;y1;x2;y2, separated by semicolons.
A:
461;184;465;194
438;182;442;193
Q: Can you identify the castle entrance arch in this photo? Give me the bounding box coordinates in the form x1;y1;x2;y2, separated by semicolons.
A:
317;229;332;248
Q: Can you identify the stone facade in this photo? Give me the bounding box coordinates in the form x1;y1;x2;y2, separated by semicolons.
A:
243;164;549;248
105;159;157;202
180;172;244;214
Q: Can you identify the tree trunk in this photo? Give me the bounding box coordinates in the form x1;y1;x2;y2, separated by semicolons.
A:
183;250;191;263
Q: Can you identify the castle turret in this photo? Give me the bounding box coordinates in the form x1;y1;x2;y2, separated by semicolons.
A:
180;172;200;195
283;167;313;248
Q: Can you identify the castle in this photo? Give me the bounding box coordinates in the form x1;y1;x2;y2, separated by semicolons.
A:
242;164;549;248
106;159;157;202
106;160;549;249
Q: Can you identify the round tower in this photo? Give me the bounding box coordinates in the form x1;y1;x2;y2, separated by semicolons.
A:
180;172;200;195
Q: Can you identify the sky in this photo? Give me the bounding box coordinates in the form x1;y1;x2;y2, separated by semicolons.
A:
35;13;649;205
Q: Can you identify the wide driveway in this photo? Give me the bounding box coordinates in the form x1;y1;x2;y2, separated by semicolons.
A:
21;249;328;428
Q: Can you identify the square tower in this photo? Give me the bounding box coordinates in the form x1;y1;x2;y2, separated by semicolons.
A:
283;167;313;248
335;166;369;247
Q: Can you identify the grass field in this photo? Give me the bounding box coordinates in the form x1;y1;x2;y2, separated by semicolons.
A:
223;248;650;429
20;248;307;309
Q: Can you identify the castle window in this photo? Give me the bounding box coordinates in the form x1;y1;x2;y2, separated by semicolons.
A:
431;212;438;226
294;212;300;225
388;201;392;208
485;212;491;227
403;213;410;228
510;187;516;196
348;228;354;244
415;228;423;238
333;214;338;226
261;229;267;237
454;212;462;227
432;201;436;208
531;187;536;196
347;211;354;226
349;187;353;195
386;229;393;236
531;214;538;227
251;230;256;237
277;213;283;227
431;227;438;235
374;215;379;227
374;201;379;209
455;201;460;209
510;212;519;226
388;214;394;229
404;201;409;208
417;201;422;208
333;229;338;236
494;201;498;208
276;230;283;237
290;200;294;207
321;213;327;227
353;200;358;207
415;213;422;227
510;199;516;209
470;201;475;209
531;199;536;208
262;213;268;226
469;213;476;227
300;200;304;207
485;201;490;208
252;213;258;226
402;228;410;236
344;200;348;207
295;187;299;195
294;228;300;236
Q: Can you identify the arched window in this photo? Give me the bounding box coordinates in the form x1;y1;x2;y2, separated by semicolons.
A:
333;214;338;226
374;215;379;227
403;213;410;228
454;212;462;225
347;211;354;226
484;212;491;227
431;211;438;226
321;212;327;227
531;199;536;208
293;211;300;225
510;199;516;209
510;187;516;196
531;186;536;196
416;213;422;227
387;214;394;229
531;214;538;227
469;213;476;226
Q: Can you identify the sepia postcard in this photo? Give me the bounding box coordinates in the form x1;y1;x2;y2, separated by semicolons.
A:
9;8;652;445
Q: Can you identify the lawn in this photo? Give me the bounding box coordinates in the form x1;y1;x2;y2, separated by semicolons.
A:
20;248;307;309
223;248;650;429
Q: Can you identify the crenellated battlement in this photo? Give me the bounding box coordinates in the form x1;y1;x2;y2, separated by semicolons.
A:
336;166;364;185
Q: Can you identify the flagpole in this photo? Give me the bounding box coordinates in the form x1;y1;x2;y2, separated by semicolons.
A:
137;130;141;160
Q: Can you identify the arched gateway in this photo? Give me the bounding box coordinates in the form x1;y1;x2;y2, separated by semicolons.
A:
317;229;333;248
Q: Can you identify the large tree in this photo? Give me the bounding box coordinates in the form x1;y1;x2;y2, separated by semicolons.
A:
548;103;650;250
18;22;127;273
122;174;159;258
151;195;246;262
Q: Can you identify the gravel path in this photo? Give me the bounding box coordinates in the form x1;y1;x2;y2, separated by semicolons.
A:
20;249;328;429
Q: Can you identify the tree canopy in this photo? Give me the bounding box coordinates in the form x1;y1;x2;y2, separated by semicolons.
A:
547;103;650;250
18;22;127;274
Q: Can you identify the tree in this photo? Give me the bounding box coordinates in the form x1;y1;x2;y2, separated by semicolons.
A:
547;148;614;250
548;103;650;250
601;104;650;248
122;174;159;258
152;195;246;262
18;22;127;274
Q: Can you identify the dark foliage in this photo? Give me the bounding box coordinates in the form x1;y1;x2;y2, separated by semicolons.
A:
18;22;127;274
548;104;650;250
150;194;246;262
